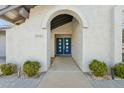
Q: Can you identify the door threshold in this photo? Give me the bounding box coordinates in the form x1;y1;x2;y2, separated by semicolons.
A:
55;55;72;57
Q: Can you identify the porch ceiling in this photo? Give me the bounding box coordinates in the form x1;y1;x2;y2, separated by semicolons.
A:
0;5;35;25
51;14;73;30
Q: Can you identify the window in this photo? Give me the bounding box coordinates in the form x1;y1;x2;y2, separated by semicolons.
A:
122;28;124;62
122;29;124;44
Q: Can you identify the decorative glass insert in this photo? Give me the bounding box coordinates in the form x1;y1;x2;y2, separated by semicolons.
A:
66;46;69;49
59;43;62;45
66;43;69;45
66;39;69;42
59;39;62;42
66;50;69;52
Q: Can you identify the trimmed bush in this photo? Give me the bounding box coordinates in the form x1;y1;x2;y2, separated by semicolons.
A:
23;60;41;77
89;59;108;77
0;63;17;75
112;63;124;78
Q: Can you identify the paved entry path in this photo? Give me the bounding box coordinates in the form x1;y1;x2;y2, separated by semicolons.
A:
39;57;92;88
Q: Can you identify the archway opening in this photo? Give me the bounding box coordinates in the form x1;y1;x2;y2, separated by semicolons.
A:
49;13;83;70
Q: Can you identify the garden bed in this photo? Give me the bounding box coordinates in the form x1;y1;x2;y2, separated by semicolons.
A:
0;72;46;79
113;77;124;80
19;72;44;79
0;73;18;79
84;72;112;80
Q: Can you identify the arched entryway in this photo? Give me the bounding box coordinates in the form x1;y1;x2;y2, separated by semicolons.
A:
42;6;88;71
50;13;82;67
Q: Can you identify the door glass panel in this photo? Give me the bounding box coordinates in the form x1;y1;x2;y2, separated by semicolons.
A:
66;43;69;45
66;46;69;49
66;50;69;52
66;39;68;42
63;38;71;54
59;39;62;42
59;43;62;45
56;38;63;55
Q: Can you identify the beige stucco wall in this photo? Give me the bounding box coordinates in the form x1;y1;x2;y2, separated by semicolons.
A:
6;5;120;72
0;31;6;57
81;6;113;70
6;24;48;71
72;18;83;69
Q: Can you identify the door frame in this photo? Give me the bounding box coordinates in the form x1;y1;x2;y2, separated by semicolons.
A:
55;34;72;56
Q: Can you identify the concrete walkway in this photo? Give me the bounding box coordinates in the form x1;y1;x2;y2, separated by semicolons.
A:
39;57;92;88
89;80;124;88
0;73;45;88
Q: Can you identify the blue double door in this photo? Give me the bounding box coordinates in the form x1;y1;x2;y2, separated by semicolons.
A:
56;37;71;55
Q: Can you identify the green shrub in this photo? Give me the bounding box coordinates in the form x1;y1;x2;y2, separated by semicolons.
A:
0;63;17;75
112;63;124;78
89;59;108;77
23;60;41;77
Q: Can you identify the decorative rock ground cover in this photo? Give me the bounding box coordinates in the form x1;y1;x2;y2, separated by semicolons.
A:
84;73;112;80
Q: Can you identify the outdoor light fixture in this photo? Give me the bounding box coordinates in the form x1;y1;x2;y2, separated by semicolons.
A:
19;8;29;18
